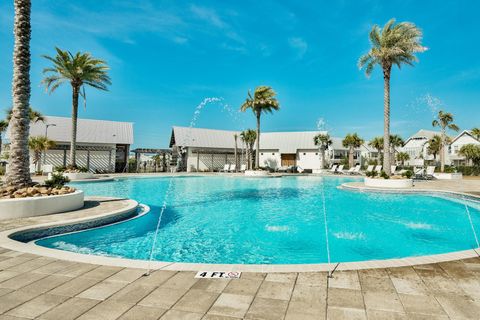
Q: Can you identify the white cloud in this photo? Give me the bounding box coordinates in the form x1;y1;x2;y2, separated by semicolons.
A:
288;37;308;59
190;5;226;29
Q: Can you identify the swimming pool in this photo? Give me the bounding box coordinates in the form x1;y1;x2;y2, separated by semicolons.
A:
36;176;480;265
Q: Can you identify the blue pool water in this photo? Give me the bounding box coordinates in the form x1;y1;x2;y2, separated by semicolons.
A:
36;176;480;264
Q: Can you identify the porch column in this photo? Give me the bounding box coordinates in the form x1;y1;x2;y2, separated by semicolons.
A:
86;150;91;171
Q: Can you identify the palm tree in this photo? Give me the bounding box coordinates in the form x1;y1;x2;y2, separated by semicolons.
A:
42;47;111;168
240;129;256;170
427;135;442;163
358;19;426;175
432;110;459;172
396;152;410;166
240;86;279;169
6;0;33;187
6;107;45;123
389;134;404;163
368;136;384;164
471;128;480;141
0;120;8;158
459;144;480;166
28;136;55;172
233;134;238;172
313;133;332;169
342;133;364;168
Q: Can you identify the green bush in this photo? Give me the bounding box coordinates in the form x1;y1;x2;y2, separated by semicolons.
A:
54;165;67;172
365;170;377;178
380;170;390;179
44;173;70;189
457;166;480;176
402;170;413;179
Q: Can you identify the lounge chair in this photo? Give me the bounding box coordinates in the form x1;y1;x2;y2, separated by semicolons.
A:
426;166;436;179
365;165;374;173
240;164;246;172
374;165;382;173
346;166;356;174
220;164;230;172
414;167;424;179
297;166;304;173
277;166;289;173
336;164;345;174
229;164;236;172
351;165;361;175
391;165;397;174
329;164;338;174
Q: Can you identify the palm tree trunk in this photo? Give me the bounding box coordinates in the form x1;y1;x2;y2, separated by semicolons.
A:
321;148;326;169
6;0;32;187
70;85;80;167
440;129;445;172
255;114;260;169
349;147;354;168
383;67;392;175
234;135;238;172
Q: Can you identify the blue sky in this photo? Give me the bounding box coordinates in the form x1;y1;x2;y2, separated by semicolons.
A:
1;0;479;148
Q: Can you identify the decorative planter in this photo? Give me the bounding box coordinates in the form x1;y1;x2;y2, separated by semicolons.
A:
244;170;270;177
63;172;94;180
433;173;463;180
364;177;413;188
0;190;84;220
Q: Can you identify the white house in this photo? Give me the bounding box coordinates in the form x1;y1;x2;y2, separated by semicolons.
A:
400;129;449;165
22;116;134;173
449;130;480;165
169;126;363;172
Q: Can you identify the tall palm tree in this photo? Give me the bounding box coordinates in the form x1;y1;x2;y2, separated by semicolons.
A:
6;107;45;123
6;0;33;187
29;136;55;172
313;133;332;169
358;19;426;175
427;135;442;162
432;110;459;172
368;136;384;164
396;152;410;166
240;129;256;170
240;86;279;169
471;128;480;141
0;120;9;158
42;48;111;168
342;133;364;168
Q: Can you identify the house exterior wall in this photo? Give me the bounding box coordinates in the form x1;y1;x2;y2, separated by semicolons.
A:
185;148;247;172
451;134;480;156
259;150;281;169
296;149;321;170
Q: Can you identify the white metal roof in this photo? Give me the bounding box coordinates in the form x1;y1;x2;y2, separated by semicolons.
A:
450;130;480;144
25;116;134;145
170;126;334;153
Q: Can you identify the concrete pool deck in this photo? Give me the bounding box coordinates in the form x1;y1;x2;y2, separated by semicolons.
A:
0;175;480;318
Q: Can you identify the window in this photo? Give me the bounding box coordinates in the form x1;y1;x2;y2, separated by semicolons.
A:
303;153;306;155
272;153;275;155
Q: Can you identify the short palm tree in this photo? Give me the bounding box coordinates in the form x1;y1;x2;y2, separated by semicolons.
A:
389;134;404;163
240;129;257;170
6;107;45;123
471;128;480;141
0;120;9;158
396;152;410;166
6;0;33;187
28;136;55;172
427;135;442;162
432;110;459;172
368;136;384;164
240;86;279;169
342;133;364;168
313;133;332;169
459;144;480;166
42;47;111;168
358;19;426;175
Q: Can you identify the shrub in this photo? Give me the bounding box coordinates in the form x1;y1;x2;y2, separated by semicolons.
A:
443;165;457;173
44;173;70;189
402;170;413;179
54;165;67;172
380;170;390;179
365;170;377;178
457;166;480;176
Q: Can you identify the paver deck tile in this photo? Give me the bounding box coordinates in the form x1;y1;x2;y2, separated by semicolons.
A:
6;294;69;319
0;290;40;314
327;306;367;320
359;274;397;293
48;276;102;297
398;293;447;317
201;315;241;320
109;282;157;305
365;309;409;320
77;279;129;300
107;268;146;283
161;272;198;290
435;294;480;319
159;309;203;320
207;293;253;318
191;279;230;293
38;297;100;320
133;270;176;287
264;273;297;284
256;280;294;301
328;271;361;290
5;256;56;273
80;265;123;280
173;289;219;314
327;287;364;310
18;274;73;296
244;297;289;320
55;263;100;277
295;272;327;287
0;272;47;290
362;291;404;313
76;299;133;320
138;287;189;309
223;278;262;296
118;305;167;320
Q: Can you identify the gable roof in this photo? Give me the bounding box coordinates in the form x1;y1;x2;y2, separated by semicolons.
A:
169;126;330;153
450;130;480;144
23;116;134;145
